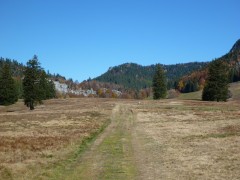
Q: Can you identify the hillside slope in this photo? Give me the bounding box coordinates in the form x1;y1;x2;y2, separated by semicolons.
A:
95;39;240;92
94;62;208;90
177;39;240;93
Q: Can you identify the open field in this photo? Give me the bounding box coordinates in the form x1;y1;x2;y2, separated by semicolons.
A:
0;98;240;179
0;98;116;179
134;100;240;179
230;82;240;100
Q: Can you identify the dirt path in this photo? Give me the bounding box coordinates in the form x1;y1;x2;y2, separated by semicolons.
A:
63;103;165;180
61;103;138;180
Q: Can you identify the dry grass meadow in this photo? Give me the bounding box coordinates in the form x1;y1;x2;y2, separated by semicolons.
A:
0;97;240;179
0;98;115;179
134;100;240;179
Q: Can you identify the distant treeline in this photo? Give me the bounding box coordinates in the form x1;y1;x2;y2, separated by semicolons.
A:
94;62;208;90
1;39;239;103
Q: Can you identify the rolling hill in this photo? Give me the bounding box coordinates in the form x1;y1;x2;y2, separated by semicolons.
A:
94;39;240;92
176;39;240;93
94;62;208;90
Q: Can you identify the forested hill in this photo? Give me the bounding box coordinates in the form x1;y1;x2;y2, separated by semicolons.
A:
95;39;239;92
0;57;67;81
94;62;208;90
0;57;25;77
176;39;240;93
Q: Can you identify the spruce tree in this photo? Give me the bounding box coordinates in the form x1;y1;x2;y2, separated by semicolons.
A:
0;64;18;105
23;55;42;110
202;60;229;102
152;64;167;99
38;70;56;100
46;80;56;99
39;70;48;100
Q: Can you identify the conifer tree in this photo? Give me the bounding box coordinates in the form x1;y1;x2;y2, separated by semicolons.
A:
23;55;56;110
39;70;56;100
46;80;56;99
38;70;48;100
0;64;18;105
152;64;167;99
202;60;229;102
23;55;42;110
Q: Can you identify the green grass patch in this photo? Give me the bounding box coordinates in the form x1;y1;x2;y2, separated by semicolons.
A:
33;118;111;180
98;130;136;180
61;106;137;180
229;82;240;99
0;166;13;180
178;90;202;100
72;118;111;160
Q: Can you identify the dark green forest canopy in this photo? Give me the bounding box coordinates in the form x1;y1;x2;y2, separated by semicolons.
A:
0;64;19;105
0;57;66;80
202;60;229;102
94;62;208;90
0;57;25;77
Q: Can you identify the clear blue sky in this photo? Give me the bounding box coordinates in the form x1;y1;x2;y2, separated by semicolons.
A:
0;0;239;82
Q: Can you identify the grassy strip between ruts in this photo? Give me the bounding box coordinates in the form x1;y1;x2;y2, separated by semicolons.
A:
31;118;111;180
64;105;137;180
73;118;111;159
96;125;136;179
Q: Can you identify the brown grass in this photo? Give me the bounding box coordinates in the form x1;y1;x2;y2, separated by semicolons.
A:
1;98;240;179
0;98;115;179
134;99;240;179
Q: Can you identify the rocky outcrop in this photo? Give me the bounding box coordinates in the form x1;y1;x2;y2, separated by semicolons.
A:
53;81;96;97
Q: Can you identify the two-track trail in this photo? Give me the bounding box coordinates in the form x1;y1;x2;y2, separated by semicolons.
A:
62;103;140;180
60;102;161;180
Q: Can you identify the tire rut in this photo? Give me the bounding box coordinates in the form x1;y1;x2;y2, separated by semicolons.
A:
63;104;137;180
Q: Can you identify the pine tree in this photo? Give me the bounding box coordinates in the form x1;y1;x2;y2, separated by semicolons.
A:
152;64;167;99
38;70;48;100
202;60;229;102
15;78;23;98
23;55;42;110
0;64;19;105
46;80;56;99
39;70;56;100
